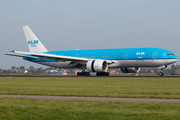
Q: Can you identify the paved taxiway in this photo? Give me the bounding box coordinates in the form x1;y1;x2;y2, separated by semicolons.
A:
0;95;180;103
1;75;180;77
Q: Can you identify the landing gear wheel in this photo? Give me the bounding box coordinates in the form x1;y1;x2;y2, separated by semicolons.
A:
86;72;90;76
77;72;90;76
96;72;109;76
159;72;164;76
159;65;167;77
77;72;80;76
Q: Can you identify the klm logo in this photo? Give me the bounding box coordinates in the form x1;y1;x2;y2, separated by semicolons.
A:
28;40;38;47
136;52;145;55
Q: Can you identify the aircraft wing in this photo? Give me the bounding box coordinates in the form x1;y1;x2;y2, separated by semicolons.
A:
7;51;89;62
6;51;115;64
4;53;38;59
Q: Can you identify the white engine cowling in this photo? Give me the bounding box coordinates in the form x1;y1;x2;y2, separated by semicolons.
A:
121;67;141;73
86;60;108;72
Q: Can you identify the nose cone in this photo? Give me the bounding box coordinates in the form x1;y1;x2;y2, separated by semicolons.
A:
174;58;178;62
173;55;179;61
167;56;178;65
167;55;179;64
175;55;179;60
173;55;179;63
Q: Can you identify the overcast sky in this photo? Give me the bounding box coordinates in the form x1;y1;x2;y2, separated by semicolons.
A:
1;0;180;69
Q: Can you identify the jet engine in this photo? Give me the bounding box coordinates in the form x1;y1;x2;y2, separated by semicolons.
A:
86;60;108;72
121;67;141;73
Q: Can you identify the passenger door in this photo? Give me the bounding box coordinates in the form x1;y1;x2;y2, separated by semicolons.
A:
152;52;157;59
124;52;128;60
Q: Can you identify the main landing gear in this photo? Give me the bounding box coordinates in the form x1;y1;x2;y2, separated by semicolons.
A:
77;72;90;76
77;72;109;76
96;72;109;76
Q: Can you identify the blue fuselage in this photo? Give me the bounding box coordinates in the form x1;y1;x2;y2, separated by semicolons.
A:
23;47;178;68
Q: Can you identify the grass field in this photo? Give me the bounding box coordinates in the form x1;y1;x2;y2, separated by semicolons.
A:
0;77;180;99
0;97;180;120
1;77;180;119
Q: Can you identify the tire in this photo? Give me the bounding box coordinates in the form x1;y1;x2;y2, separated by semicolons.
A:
86;72;90;76
77;72;90;76
96;72;109;76
77;72;80;76
106;72;109;76
159;72;164;76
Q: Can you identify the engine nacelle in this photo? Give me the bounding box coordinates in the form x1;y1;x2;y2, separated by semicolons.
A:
86;60;108;72
121;67;141;73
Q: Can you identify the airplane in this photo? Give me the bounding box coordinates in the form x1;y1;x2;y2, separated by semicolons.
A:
5;26;179;76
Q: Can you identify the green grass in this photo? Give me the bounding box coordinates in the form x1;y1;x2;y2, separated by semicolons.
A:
0;77;180;99
0;97;180;120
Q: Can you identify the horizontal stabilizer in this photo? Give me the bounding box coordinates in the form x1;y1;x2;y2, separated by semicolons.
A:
10;50;35;55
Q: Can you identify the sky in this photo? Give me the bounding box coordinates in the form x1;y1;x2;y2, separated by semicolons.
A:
0;0;180;69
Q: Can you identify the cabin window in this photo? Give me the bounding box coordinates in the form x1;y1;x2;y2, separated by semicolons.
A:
167;53;174;56
132;55;150;57
97;56;109;57
111;55;120;57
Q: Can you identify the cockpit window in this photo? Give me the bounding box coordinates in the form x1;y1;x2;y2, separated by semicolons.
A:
167;53;174;56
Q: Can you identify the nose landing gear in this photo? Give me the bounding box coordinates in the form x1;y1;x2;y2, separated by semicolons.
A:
159;71;164;76
159;65;167;76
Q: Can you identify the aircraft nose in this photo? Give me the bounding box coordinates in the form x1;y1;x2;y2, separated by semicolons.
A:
173;55;179;62
175;55;179;60
174;58;178;62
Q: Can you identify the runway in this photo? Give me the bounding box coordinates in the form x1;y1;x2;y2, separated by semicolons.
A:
0;95;180;103
0;75;180;77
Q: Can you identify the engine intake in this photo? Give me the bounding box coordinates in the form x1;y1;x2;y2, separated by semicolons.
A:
86;60;108;72
121;67;141;73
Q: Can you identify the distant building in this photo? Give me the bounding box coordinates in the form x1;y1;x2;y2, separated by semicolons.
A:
24;70;28;73
175;69;180;74
13;69;19;73
62;72;67;75
46;70;58;73
151;70;155;74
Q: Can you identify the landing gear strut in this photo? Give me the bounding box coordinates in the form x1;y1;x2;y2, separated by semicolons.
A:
96;72;109;76
77;72;90;76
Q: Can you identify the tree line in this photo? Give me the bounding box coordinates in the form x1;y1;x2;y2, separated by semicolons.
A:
0;64;180;74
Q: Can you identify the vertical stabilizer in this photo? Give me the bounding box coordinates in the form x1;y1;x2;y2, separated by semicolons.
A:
23;26;48;53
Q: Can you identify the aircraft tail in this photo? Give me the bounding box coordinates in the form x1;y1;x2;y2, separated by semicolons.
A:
23;26;48;53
